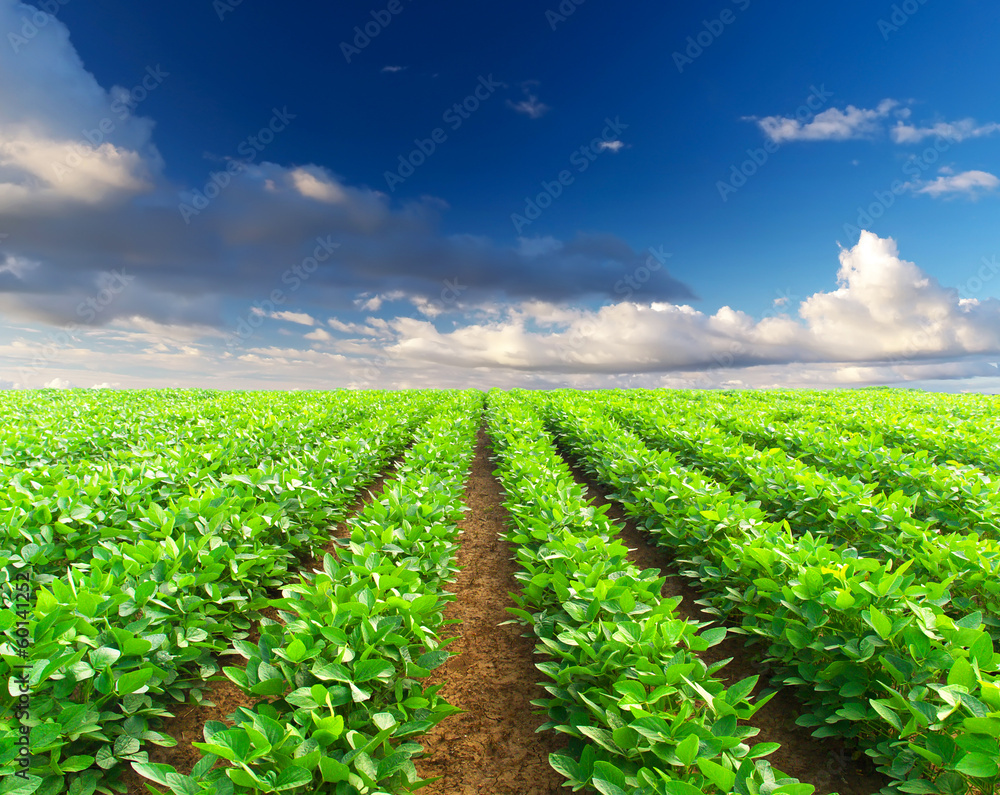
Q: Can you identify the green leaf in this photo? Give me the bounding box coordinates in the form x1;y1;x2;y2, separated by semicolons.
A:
59;756;95;773
953;752;999;778
130;763;175;788
284;639;307;663
578;726;622;755
416;650;450;671
164;773;200;795
274;767;313;791
89;647;122;669
319;757;350;783
963;717;1000;737
591;761;628;795
747;742;781;759
697;758;736;790
249;677;287;696
0;775;43;795
662;782;706;795
726;676;758;705
113;736;141;758
969;632;995;668
311;662;351;682
866;607;892;639
947;658;977;691
67;772;98;795
870;700;904;732
771;785;815;795
676;733;700;766
353;659;395;682
896;782;939;794
192;729;251;763
548;754;580;780
376;751;410;779
115;668;153;696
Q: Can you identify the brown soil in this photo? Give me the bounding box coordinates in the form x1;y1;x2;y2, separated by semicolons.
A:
565;458;888;795
121;469;396;795
415;427;569;795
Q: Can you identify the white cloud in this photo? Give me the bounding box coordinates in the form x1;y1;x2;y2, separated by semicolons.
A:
290;167;348;203
891;119;1000;144
381;232;1000;377
0;2;163;211
352;291;404;312
597;141;625;152
507;83;550;119
381;66;408;73
914;169;999;198
752;99;898;143
5;229;1000;391
269;311;316;326
44;377;72;389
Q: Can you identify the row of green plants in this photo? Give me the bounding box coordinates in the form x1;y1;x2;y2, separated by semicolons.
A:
712;389;1000;474
0;392;453;794
600;393;1000;638
534;391;1000;795
3;393;436;582
703;387;998;431
691;396;1000;539
131;391;484;794
0;391;368;469
485;391;817;795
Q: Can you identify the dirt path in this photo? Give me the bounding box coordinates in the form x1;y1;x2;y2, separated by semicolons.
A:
563;456;887;795
415;427;568;795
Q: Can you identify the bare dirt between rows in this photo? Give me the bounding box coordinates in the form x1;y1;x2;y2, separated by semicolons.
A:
561;452;888;795
415;426;569;795
121;467;398;795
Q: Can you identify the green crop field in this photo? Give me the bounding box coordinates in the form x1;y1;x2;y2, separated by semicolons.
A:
1;388;998;795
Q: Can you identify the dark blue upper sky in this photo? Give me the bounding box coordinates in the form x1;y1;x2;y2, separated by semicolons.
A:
54;0;999;314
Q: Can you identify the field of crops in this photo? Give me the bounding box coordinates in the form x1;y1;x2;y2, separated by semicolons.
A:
2;388;998;795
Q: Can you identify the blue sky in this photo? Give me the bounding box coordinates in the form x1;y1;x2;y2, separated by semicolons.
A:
1;0;999;390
